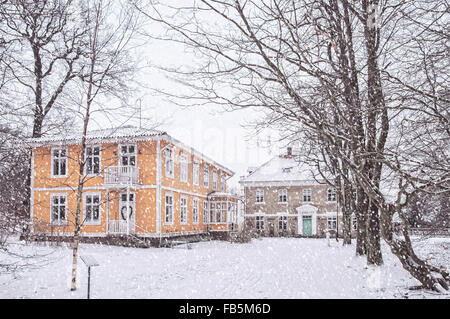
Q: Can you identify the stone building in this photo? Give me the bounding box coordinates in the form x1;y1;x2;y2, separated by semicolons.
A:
239;148;356;238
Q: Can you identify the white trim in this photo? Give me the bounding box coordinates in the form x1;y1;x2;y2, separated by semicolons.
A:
30;149;35;233
296;205;317;236
161;186;208;199
156;140;162;234
83;192;102;226
50;147;68;178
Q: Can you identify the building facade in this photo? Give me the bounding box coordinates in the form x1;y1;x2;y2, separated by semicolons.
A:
28;126;238;245
240;148;356;238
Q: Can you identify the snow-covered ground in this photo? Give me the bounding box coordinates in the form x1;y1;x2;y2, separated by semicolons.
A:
1;236;449;299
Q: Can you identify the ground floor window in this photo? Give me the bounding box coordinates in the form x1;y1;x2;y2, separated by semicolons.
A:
180;196;188;224
84;193;101;224
327;216;337;231
278;216;288;231
256;216;264;230
165;194;173;224
192;199;199;224
51;194;67;224
203;201;209;224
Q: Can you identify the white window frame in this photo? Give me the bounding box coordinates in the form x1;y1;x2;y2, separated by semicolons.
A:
256;189;264;203
180;196;188;225
209;202;216;223
303;189;312;202
256;216;264;230
203;201;209;224
50;193;68;225
193;160;199;186
327;216;337;231
192;198;199;224
119;143;137;167
327;188;337;202
85;145;102;176
165;147;174;179
180;153;188;183
203;165;209;188
220;173;225;192
165;193;174;225
51;147;68;178
352;215;357;231
278;189;288;203
83;192;102;225
212;169;217;191
278;216;288;231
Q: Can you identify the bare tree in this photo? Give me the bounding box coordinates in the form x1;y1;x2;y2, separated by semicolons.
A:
69;0;142;291
135;0;449;291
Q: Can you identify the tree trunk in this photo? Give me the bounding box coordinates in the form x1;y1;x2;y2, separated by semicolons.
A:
380;205;449;291
366;202;383;265
355;187;367;256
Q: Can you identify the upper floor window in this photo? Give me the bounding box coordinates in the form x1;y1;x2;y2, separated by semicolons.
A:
180;196;188;224
180;153;188;183
165;148;174;178
193;160;199;185
352;215;357;231
192;198;199;224
51;194;67;224
120;144;136;166
212;169;217;191
278;189;288;203
165;194;173;224
84;193;101;224
220;174;225;192
327;188;337;202
203;165;209;188
52;148;67;177
327;216;337;231
256;189;264;203
85;146;101;175
303;189;312;202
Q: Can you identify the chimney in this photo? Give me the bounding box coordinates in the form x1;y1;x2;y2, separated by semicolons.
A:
287;147;292;157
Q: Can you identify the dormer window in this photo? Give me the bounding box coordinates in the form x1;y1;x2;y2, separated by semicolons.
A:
282;167;292;173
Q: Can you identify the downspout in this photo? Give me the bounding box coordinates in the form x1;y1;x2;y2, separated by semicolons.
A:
30;148;35;233
156;139;161;246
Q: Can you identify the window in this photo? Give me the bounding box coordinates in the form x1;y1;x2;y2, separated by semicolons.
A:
212;169;217;191
327;188;337;202
192;198;199;224
120;144;136;166
220;202;227;222
256;216;264;230
85;146;101;175
352;215;357;231
165;194;173;224
180;153;188;182
52;148;67;177
327;216;337;231
303;189;312;202
165;148;174;178
256;189;264;203
51;194;67;224
84;193;101;224
278;216;288;231
193;160;199;185
180;196;188;224
220;174;225;192
209;202;216;223
278;189;288;203
203;201;209;224
203;165;209;188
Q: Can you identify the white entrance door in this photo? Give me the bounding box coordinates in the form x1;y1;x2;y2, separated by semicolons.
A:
119;192;136;234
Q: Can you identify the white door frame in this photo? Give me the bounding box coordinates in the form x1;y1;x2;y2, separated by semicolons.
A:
119;191;136;234
296;204;318;236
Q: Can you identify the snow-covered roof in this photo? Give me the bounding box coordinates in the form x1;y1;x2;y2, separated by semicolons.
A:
26;125;235;176
239;156;324;185
27;125;165;146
